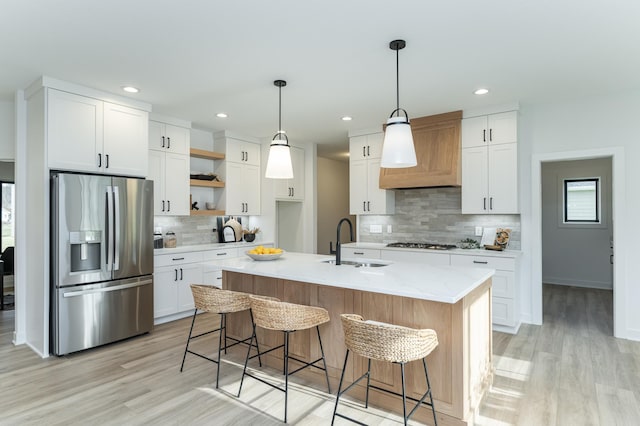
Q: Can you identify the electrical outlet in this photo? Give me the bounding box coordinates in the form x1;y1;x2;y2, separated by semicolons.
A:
475;226;483;236
370;224;382;234
387;225;393;233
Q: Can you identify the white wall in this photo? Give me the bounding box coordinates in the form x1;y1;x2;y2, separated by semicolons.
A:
0;100;15;160
317;157;353;255
541;159;612;289
519;89;640;339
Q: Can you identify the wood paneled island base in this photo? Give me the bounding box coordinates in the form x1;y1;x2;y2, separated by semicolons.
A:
223;271;493;426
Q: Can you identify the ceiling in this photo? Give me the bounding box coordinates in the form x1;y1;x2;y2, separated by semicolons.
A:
2;1;639;161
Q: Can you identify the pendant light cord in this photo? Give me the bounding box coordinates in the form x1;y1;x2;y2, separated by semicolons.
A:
278;84;282;136
396;46;400;113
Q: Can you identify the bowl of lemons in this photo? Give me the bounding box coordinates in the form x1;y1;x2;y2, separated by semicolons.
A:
246;246;284;261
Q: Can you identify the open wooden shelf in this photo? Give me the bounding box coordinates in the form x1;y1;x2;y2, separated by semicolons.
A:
190;179;225;188
190;148;225;160
190;209;225;216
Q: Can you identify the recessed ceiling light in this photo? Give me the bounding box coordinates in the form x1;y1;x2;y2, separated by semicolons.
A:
216;113;228;118
341;116;352;121
474;88;489;95
122;86;139;93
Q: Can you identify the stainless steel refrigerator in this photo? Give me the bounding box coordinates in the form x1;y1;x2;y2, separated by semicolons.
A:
51;172;154;355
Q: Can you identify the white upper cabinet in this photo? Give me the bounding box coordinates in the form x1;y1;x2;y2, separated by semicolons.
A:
461;110;518;214
47;88;148;177
214;131;261;215
349;132;394;215
148;120;189;155
461;111;517;149
275;146;305;200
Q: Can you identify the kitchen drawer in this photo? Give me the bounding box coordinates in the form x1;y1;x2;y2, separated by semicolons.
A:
202;248;239;261
155;251;203;267
341;248;381;259
450;254;515;271
203;269;223;288
381;250;450;266
492;296;515;327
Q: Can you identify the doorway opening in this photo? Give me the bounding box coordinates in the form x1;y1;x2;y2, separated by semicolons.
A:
541;158;613;334
1;180;15;310
532;147;624;338
276;201;304;252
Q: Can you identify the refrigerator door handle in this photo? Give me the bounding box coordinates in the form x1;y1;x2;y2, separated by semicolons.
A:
113;185;120;271
106;186;114;271
62;279;153;298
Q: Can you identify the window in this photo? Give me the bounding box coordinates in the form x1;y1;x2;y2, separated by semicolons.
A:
563;178;599;223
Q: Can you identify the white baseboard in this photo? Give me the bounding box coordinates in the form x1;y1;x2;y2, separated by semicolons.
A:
543;277;612;290
624;328;640;342
493;321;521;335
154;310;194;325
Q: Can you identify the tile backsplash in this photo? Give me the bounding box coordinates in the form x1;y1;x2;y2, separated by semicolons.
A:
358;187;521;250
154;216;220;246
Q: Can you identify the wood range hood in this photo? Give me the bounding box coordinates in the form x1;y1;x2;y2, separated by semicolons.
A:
379;110;462;189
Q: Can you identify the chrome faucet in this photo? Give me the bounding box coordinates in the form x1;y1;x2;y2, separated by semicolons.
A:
329;217;354;265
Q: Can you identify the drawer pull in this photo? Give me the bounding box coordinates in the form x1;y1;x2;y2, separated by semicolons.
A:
216;276;222;280
172;257;185;261
217;252;227;256
354;251;364;255
473;260;488;264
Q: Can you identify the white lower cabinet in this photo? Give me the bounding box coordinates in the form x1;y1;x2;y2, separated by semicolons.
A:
154;261;203;319
340;248;381;259
381;250;450;266
450;254;519;333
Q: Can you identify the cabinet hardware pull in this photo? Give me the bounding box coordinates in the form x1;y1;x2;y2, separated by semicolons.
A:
483;129;486;142
167;137;171;149
489;128;493;141
245;151;248;162
216;276;222;280
490;197;493;210
174;269;178;281
105;154;109;168
354;251;364;255
367;145;370;156
245;203;248;212
162;200;165;212
363;146;366;157
292;187;294;197
172;257;185;261
473;260;488;264
180;268;183;280
162;136;165;148
98;153;102;167
367;201;370;211
217;252;227;256
363;201;366;211
483;197;486;210
167;200;171;212
610;254;614;264
288;187;291;196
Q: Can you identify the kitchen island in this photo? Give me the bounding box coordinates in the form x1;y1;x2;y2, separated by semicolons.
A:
208;252;494;426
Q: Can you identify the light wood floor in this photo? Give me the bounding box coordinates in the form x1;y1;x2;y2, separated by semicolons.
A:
1;284;639;425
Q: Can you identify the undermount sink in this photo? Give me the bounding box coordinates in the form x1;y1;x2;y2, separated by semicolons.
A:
322;259;389;268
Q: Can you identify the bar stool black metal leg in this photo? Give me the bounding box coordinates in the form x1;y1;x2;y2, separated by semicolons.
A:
284;331;290;424
180;309;197;372
249;309;263;367
215;313;225;388
331;349;350;426
365;358;372;408
237;324;257;397
316;326;331;394
400;363;408;426
222;313;228;355
424;358;437;426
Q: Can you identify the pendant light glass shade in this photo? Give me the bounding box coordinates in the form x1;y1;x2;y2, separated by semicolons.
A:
381;39;417;169
266;80;294;179
265;134;294;179
381;114;417;168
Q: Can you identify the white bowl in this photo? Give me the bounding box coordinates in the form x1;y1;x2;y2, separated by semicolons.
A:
245;250;284;261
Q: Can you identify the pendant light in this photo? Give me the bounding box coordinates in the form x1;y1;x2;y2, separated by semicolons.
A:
265;79;294;179
381;39;417;168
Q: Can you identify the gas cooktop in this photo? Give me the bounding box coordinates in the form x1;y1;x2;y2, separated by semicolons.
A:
386;242;457;250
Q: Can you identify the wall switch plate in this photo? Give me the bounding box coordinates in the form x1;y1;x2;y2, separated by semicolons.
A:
387;225;393;233
370;224;382;234
475;226;483;236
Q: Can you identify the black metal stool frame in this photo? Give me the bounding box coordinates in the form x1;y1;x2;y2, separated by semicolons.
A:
331;349;437;426
180;309;262;388
237;324;331;424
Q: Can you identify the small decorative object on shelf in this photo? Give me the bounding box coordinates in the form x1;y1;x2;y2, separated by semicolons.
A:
191;201;199;210
243;227;261;243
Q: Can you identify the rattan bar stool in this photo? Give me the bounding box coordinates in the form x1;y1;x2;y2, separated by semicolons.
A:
332;314;439;426
180;284;262;388
237;295;332;423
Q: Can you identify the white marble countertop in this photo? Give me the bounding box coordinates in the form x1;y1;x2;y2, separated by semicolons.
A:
154;241;274;255
342;242;522;258
203;252;494;304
